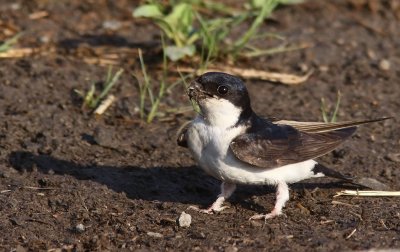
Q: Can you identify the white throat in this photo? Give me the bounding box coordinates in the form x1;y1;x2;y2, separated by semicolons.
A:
200;98;242;128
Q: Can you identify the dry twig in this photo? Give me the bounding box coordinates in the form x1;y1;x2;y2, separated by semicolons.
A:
0;47;37;58
94;95;116;115
28;11;49;20
345;228;357;239
331;200;360;208
23;186;57;190
335;190;400;197
177;66;313;85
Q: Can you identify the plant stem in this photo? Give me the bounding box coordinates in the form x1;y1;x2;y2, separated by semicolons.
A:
138;49;150;119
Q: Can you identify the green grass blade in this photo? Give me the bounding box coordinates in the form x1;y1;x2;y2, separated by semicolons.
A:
0;33;22;52
330;91;342;122
84;83;96;108
138;49;150;119
321;98;329;123
93;68;124;108
232;0;279;57
147;35;168;123
106;66;113;83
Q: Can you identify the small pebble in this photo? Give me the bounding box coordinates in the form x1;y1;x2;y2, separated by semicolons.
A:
147;232;163;238
299;63;309;72
178;211;192;228
367;49;377;60
75;223;85;233
379;59;391;71
102;20;122;30
39;35;50;44
385;153;400;163
319;65;329;72
336;38;345;45
10;3;21;10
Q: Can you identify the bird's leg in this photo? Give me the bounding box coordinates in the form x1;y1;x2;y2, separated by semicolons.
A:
188;182;236;214
249;181;289;221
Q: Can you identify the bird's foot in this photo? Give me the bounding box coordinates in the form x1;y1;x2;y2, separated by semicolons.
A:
249;208;284;222
187;204;229;214
187;182;236;215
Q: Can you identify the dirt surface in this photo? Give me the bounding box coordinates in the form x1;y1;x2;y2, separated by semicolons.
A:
1;0;400;251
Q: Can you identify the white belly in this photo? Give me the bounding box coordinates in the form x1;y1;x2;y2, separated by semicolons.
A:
187;117;320;185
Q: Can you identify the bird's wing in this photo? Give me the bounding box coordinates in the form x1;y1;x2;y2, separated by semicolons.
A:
177;121;192;148
274;118;390;133
230;118;389;169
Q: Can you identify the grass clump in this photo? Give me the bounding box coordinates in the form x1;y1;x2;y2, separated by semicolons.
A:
136;48;167;123
133;2;198;61
321;91;342;123
134;35;170;123
133;0;303;62
75;67;124;110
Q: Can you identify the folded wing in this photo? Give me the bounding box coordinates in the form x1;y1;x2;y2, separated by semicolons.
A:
230;118;389;169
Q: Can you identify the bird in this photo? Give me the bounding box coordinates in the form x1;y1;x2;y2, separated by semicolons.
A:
177;72;389;221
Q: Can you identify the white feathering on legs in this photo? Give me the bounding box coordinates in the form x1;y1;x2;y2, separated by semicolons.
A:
189;182;236;214
249;181;290;221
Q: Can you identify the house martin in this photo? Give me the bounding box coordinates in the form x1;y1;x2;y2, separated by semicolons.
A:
178;72;389;220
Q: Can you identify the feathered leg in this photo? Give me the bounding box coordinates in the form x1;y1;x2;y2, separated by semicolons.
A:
189;182;236;214
249;181;289;221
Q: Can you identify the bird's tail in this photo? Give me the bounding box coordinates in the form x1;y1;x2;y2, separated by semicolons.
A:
312;163;389;190
312;163;354;181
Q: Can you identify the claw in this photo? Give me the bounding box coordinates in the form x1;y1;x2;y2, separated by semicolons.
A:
248;181;290;222
187;182;236;215
249;208;284;222
249;214;267;221
187;205;229;214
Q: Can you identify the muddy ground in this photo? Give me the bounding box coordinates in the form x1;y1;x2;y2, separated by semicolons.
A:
0;0;399;251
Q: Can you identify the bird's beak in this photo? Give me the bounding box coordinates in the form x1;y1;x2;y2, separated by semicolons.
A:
187;80;203;100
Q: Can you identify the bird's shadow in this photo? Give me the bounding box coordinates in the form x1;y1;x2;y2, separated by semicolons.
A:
8;151;358;211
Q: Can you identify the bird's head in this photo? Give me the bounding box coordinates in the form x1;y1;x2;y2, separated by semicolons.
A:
188;72;252;128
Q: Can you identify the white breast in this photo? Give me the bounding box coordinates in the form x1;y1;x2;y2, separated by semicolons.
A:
187;115;241;174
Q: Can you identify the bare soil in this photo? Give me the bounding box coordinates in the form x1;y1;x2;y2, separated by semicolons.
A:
0;0;399;251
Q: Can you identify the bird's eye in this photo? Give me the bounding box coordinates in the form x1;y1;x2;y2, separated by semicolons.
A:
217;85;229;95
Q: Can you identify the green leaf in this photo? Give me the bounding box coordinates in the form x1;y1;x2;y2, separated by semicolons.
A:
164;3;193;43
251;0;265;9
164;3;192;28
133;4;163;18
165;45;195;61
153;18;174;40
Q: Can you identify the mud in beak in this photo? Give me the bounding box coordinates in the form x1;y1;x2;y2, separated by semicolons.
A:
187;81;202;100
187;80;214;101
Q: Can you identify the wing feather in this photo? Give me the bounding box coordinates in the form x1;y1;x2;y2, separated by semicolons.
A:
231;117;390;168
275;117;390;133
